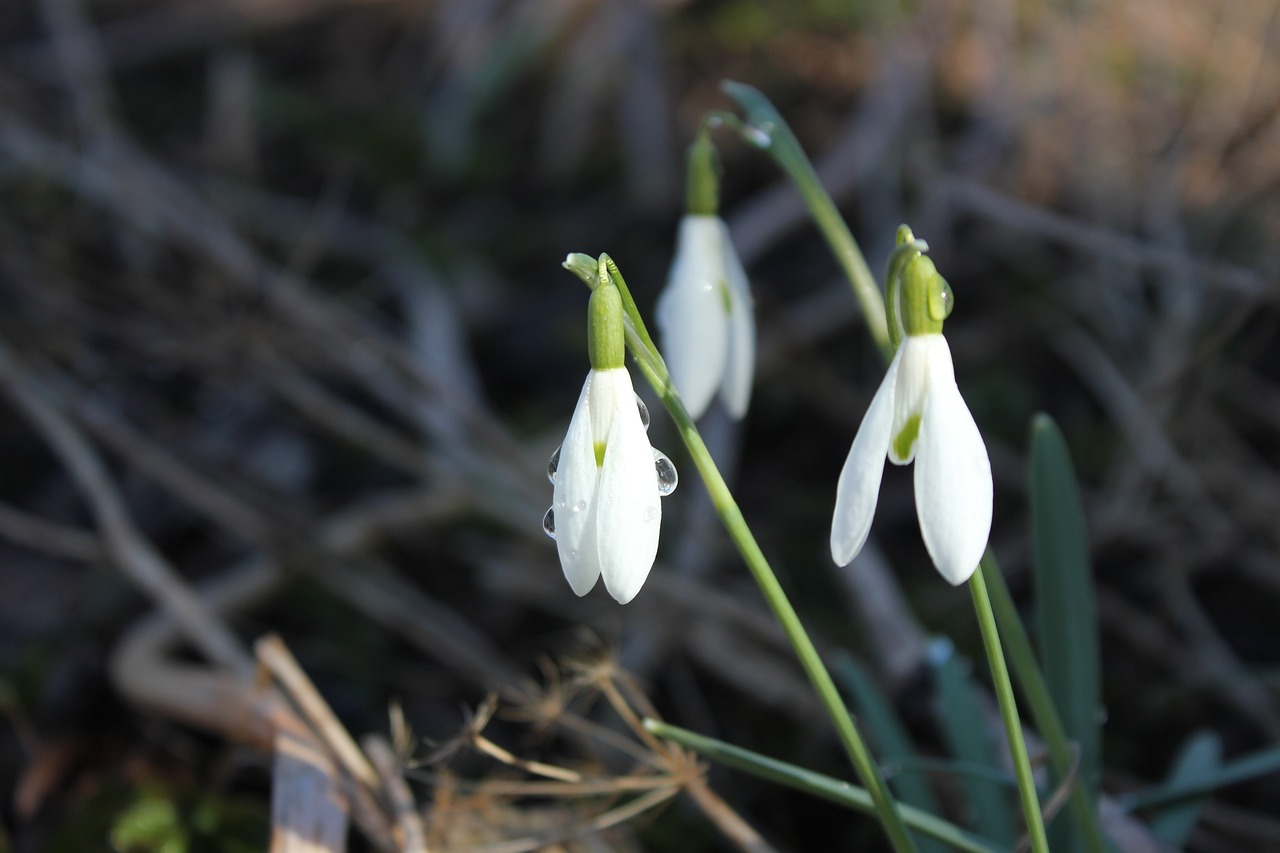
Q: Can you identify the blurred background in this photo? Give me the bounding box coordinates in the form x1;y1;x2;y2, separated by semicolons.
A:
0;0;1278;850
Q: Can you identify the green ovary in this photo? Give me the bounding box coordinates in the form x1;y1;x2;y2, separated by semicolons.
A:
893;415;921;461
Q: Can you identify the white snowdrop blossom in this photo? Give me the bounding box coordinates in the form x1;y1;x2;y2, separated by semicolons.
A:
545;280;675;604
830;253;992;585
656;215;755;420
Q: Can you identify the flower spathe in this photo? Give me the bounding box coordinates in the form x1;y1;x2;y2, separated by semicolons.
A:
656;215;755;420
830;333;992;585
551;366;663;604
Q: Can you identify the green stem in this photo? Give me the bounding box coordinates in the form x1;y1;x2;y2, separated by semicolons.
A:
981;555;1113;853
719;81;894;361
969;569;1050;853
565;254;918;853
644;719;1003;853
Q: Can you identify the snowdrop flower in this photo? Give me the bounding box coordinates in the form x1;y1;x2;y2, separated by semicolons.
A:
831;252;992;585
544;281;677;604
655;134;755;420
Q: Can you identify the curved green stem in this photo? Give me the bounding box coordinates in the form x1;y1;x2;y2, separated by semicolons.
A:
982;554;1113;853
720;81;894;361
563;254;918;853
969;569;1050;853
644;719;1003;853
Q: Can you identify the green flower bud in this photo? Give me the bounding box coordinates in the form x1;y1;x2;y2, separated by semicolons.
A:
588;282;625;371
900;255;950;337
685;133;720;216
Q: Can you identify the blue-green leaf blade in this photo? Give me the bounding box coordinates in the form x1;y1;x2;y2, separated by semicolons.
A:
934;644;1019;845
1029;413;1101;851
1148;731;1221;847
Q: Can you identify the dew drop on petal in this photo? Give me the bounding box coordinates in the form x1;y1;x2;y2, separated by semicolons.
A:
746;125;773;148
635;396;650;431
573;500;587;513
542;507;556;539
653;449;678;496
546;445;561;484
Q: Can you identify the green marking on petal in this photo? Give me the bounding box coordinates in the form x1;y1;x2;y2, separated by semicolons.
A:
719;279;732;314
893;414;921;461
594;440;607;468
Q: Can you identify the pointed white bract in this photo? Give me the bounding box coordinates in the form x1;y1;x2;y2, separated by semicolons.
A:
656;215;755;420
831;334;992;585
551;367;662;604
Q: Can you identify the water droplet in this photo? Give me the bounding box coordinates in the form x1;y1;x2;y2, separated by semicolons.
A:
569;549;578;559
542;507;556;539
546;445;561;483
643;506;659;523
573;500;587;513
746;126;773;148
653;449;678;496
635;396;650;431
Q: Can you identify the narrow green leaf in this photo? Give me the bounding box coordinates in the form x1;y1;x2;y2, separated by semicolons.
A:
1146;731;1221;847
835;654;948;853
933;644;1019;845
643;719;1005;853
1124;743;1280;812
1029;413;1101;852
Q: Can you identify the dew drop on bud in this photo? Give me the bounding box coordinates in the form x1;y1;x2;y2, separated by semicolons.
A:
643;505;659;523
635;395;650;431
542;507;556;539
653;449;678;496
546;445;561;484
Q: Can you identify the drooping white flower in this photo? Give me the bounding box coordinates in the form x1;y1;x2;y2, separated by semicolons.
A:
547;367;666;604
544;279;677;604
830;238;993;587
656;214;755;420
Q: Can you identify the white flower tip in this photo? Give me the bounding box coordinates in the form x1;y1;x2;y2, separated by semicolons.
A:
913;379;992;587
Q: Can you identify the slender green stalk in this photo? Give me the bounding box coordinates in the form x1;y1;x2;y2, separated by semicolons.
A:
981;556;1113;853
969;569;1050;853
644;719;1004;853
718;82;894;361
714;82;1099;847
563;254;918;853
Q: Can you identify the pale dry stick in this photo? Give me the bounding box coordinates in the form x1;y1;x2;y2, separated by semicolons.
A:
1051;325;1222;525
257;633;382;792
271;712;350;853
934;176;1267;297
364;736;430;853
452;785;680;853
7;0;391;78
1094;587;1280;738
0;502;102;562
591;671;778;853
0;338;251;676
26;348;523;691
1158;572;1280;738
414;774;678;799
257;635;401;852
38;0;115;143
45;372;274;545
0;106;540;501
258;352;437;476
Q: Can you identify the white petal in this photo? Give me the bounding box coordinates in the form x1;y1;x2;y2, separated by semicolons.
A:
888;335;940;465
552;374;602;595
596;369;662;604
716;218;755;419
913;343;992;585
656;215;729;420
831;345;903;566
